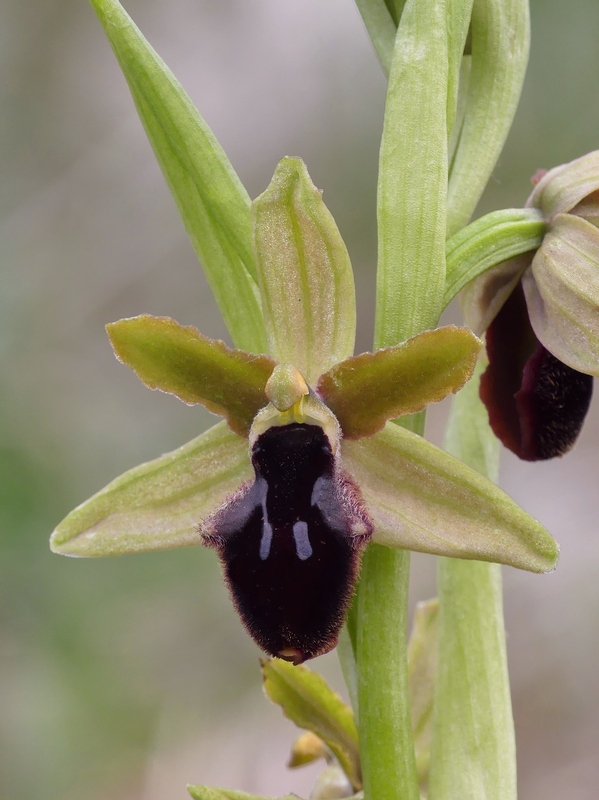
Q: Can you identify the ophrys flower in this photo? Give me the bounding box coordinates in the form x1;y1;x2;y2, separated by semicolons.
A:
463;151;599;460
51;158;558;662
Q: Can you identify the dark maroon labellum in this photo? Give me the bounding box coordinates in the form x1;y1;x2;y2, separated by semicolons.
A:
516;345;593;460
203;423;372;664
480;282;593;460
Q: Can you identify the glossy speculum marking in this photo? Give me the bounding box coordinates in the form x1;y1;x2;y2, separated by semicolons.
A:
204;423;372;663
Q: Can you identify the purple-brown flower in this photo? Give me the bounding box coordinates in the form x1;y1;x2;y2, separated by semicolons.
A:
51;158;559;663
462;151;599;460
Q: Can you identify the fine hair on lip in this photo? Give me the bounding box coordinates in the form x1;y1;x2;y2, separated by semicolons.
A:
203;422;372;662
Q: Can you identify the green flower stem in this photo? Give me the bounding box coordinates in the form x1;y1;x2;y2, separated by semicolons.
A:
374;0;449;348
356;546;418;800
353;410;424;800
444;207;545;306
357;0;456;793
428;360;516;800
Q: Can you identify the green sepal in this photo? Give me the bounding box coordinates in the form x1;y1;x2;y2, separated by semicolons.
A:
261;658;361;791
89;0;267;353
107;315;276;436
408;599;439;798
527;150;599;220
444;208;545;308
523;214;599;376
342;422;559;572
188;788;290;800
50;422;250;557
375;0;448;348
252;157;356;384
446;0;530;236
317;326;481;439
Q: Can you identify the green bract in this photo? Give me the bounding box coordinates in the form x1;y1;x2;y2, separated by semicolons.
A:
261;658;361;790
446;0;530;236
88;0;266;353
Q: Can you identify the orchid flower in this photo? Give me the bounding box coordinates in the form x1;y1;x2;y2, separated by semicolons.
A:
462;151;599;460
51;157;558;663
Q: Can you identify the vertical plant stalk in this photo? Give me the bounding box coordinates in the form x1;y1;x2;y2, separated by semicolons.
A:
356;543;416;800
353;406;426;800
354;0;477;795
428;359;517;800
374;0;449;348
357;2;449;789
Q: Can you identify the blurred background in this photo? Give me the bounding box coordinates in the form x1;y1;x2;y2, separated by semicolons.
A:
2;1;599;798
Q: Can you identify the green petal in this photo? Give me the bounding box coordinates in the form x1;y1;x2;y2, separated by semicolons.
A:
90;0;267;353
317;326;481;439
261;658;361;791
447;0;530;236
523;214;599;376
527;150;599;220
376;0;448;347
252;157;356;384
50;422;250;557
408;599;439;798
341;423;559;572
107;315;275;435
